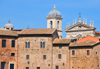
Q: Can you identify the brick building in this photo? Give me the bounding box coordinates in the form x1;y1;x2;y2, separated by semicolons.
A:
0;5;100;69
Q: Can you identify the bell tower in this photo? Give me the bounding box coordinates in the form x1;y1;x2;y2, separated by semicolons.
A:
46;5;63;38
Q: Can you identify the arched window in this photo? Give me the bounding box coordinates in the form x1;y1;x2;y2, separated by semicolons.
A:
40;40;45;48
58;54;61;59
50;21;53;28
96;52;97;55
57;21;59;29
25;40;30;48
87;50;90;55
72;50;75;55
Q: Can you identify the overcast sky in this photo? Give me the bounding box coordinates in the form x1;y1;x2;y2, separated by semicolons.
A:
0;0;100;38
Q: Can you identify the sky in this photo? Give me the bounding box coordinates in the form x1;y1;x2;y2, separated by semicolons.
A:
0;0;100;38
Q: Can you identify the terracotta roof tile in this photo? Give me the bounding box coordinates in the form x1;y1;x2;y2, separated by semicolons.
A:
19;28;56;35
53;38;71;44
70;40;98;47
0;29;18;36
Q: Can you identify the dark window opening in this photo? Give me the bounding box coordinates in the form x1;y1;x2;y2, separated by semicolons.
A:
25;40;30;48
48;64;50;66
43;55;46;59
87;50;90;55
37;67;40;69
72;50;75;55
26;55;29;59
12;40;15;47
59;45;62;49
58;54;61;59
71;39;77;42
57;21;59;29
96;52;97;55
63;63;64;66
50;21;53;28
11;28;13;30
28;61;30;64
10;64;14;69
26;67;29;69
6;28;9;30
1;62;6;69
56;66;59;69
79;26;81;28
2;40;6;47
11;53;15;56
40;40;45;48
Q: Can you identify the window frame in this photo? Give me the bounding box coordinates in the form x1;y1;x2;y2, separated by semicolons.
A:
43;55;46;59
58;54;61;59
87;50;90;55
12;40;15;47
50;21;53;28
40;40;45;48
2;40;6;47
25;40;30;48
26;55;29;59
72;50;75;55
56;66;59;69
57;21;59;29
59;45;62;49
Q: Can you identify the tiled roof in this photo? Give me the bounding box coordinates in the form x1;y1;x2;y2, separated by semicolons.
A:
95;31;100;34
76;36;99;42
0;29;18;36
53;38;71;44
19;28;57;35
70;40;98;47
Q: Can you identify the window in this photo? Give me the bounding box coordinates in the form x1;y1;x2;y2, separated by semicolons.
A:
26;55;29;59
40;40;45;48
28;61;30;64
96;52;97;55
37;67;40;69
57;21;59;29
50;21;53;28
6;28;9;30
11;53;15;56
26;67;29;69
79;26;81;28
59;45;62;49
87;50;90;55
56;66;59;69
1;62;6;69
11;28;13;30
12;40;15;47
58;54;61;59
10;64;14;69
25;40;30;48
2;40;6;47
43;55;46;59
72;50;75;55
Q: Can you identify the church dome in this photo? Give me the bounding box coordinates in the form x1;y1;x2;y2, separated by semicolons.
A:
47;5;62;18
4;20;14;28
4;20;14;30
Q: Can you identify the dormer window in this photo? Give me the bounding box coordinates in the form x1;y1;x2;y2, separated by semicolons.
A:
79;26;81;28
